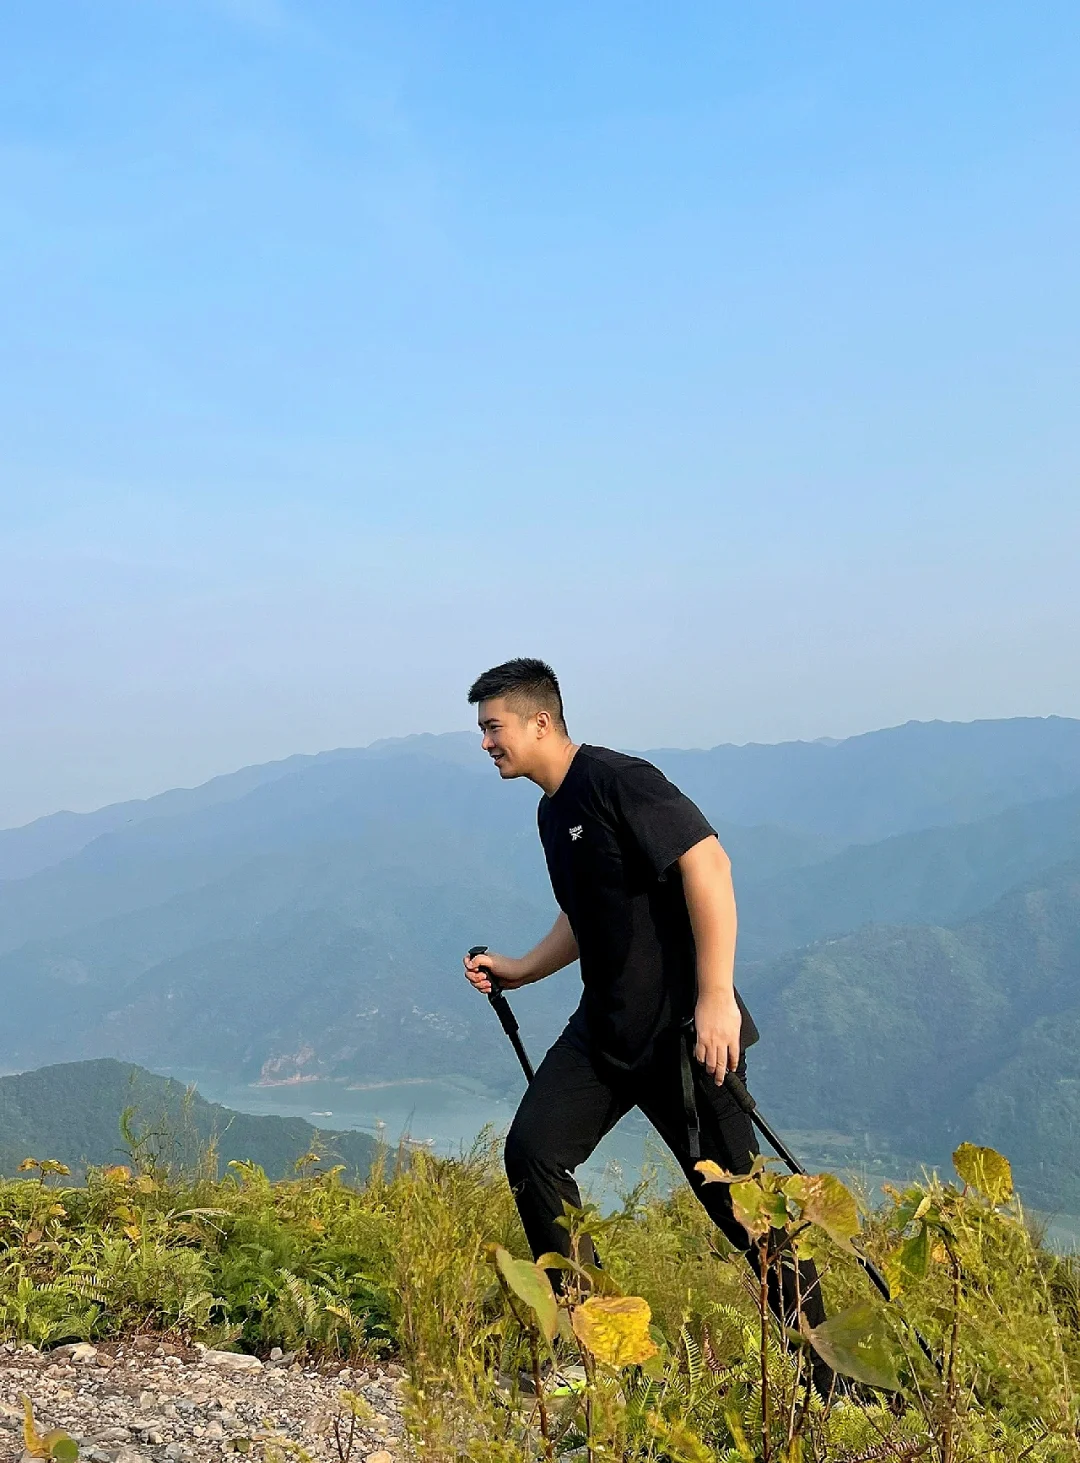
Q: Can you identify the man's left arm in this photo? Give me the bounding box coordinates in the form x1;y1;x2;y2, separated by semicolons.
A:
678;835;740;1086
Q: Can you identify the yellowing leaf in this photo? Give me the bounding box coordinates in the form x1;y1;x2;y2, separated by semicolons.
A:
20;1398;76;1461
102;1165;131;1183
784;1173;860;1253
571;1295;658;1367
952;1143;1013;1205
729;1180;773;1239
23;1395;47;1456
695;1159;736;1184
18;1158;39;1173
695;1154;767;1185
493;1246;558;1343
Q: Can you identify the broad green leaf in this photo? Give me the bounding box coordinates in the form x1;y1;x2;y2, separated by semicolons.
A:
581;1263;623;1297
571;1295;659;1367
763;1188;793;1228
892;1186;930;1228
49;1437;79;1463
808;1302;902;1393
784;1173;860;1253
900;1225;931;1282
493;1246;558;1343
729;1180;772;1239
883;1224;932;1297
535;1251;576;1273
953;1143;1013;1205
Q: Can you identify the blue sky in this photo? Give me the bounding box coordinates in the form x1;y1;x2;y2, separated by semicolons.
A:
2;2;1078;826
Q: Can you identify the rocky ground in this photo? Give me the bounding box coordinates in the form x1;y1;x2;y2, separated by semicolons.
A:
0;1339;407;1463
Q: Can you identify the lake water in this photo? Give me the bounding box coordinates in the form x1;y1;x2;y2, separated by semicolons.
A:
179;1071;1080;1250
189;1071;668;1205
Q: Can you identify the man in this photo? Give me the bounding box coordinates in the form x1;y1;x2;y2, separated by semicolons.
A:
463;657;832;1388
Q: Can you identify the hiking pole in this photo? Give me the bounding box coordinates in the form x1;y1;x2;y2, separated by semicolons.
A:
469;945;535;1083
723;1069;940;1370
723;1071;891;1299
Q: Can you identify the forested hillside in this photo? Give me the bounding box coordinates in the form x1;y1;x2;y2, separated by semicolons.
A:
744;858;1080;1207
0;1059;379;1181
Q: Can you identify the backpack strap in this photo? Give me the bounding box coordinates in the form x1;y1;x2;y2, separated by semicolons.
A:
679;1018;701;1160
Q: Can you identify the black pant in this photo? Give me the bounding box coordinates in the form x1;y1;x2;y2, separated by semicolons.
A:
504;1024;830;1376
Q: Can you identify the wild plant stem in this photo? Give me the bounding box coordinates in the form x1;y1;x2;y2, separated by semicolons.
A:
786;1252;802;1446
580;1344;596;1463
941;1249;962;1463
527;1329;554;1459
759;1235;771;1463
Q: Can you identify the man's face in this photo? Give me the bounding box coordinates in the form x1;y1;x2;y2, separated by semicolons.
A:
477;697;536;779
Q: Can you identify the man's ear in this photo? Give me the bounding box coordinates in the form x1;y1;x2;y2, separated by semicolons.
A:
534;709;552;738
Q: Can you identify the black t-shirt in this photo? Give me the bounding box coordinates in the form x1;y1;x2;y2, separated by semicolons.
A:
537;744;759;1067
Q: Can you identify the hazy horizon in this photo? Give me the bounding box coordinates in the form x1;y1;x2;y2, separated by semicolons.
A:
3;3;1077;827
5;710;1080;832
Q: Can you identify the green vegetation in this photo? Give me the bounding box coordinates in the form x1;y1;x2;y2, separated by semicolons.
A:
0;1060;379;1183
1;1121;1078;1460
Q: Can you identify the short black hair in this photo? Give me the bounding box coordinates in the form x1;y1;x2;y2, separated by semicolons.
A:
467;657;567;733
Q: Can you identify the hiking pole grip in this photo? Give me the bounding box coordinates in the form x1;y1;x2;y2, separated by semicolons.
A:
470;945;521;1037
723;1070;757;1114
469;945;535;1082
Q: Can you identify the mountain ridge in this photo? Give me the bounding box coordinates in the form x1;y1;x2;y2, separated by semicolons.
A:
7;716;1080;881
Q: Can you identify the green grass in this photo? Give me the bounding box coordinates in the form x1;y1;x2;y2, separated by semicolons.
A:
0;1133;1078;1460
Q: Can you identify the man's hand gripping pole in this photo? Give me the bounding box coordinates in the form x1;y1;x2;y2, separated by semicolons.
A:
469;945;535;1083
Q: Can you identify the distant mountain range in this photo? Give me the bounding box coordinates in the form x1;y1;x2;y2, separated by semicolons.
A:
0;1059;380;1182
3;716;1080;1206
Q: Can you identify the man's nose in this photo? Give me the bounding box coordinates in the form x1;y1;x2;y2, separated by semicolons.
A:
481;732;494;751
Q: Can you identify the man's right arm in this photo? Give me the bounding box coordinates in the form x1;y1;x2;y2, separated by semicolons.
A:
463;911;578;994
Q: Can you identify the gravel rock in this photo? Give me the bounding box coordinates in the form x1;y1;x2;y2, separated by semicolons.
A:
200;1351;263;1373
0;1339;407;1463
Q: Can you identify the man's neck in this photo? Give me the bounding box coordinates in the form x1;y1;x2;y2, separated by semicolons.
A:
531;740;580;798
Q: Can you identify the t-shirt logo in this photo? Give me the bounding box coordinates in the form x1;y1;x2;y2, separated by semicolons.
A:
569;825;584;842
